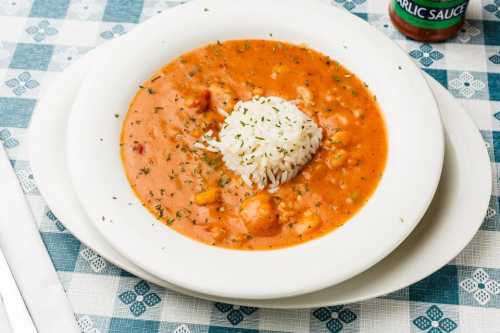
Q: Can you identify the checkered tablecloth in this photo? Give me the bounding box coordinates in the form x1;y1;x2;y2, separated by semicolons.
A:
1;0;499;332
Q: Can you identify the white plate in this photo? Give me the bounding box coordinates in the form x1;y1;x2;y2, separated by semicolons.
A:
65;0;444;300
30;41;490;308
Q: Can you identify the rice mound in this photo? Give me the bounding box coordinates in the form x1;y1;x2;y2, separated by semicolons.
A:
200;96;322;191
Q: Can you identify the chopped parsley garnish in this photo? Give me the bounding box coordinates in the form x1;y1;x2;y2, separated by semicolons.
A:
201;153;222;168
154;204;164;218
218;174;231;187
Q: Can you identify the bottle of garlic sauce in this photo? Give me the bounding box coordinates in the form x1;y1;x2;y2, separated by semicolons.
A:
390;0;470;42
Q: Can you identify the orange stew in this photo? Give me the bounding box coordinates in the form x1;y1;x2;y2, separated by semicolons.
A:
121;40;387;250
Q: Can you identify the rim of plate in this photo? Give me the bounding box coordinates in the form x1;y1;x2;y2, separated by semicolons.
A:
66;0;444;299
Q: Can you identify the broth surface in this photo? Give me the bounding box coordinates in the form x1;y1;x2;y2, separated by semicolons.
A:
121;40;387;250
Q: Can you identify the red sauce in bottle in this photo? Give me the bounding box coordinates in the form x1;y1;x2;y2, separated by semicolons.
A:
389;0;470;42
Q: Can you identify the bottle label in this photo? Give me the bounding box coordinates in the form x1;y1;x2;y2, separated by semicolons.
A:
391;0;469;29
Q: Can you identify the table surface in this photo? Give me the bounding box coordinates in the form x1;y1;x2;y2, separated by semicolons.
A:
1;0;499;332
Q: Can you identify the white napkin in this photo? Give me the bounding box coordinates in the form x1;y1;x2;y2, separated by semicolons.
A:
0;294;13;333
0;147;80;333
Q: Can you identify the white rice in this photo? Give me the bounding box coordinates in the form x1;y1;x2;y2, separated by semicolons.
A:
198;96;322;191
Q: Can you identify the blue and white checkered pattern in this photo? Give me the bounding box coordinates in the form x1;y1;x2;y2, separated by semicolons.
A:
1;0;500;332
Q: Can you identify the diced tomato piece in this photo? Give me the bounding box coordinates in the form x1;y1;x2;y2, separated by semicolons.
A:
133;143;145;154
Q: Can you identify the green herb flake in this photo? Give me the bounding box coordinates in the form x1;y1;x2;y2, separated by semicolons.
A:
218;174;231;187
154;204;164;218
201;153;222;168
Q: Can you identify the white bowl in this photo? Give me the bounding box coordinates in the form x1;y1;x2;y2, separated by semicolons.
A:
66;0;444;299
